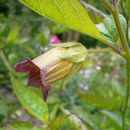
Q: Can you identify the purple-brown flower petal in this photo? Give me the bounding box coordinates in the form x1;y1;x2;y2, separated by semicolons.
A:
41;85;51;101
14;58;38;73
28;70;42;88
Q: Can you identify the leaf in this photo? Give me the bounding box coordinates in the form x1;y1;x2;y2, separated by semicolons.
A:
112;80;125;97
81;120;94;130
1;122;41;130
19;0;107;42
81;2;106;24
7;26;19;43
11;77;49;122
61;108;88;130
14;38;29;44
49;115;69;130
50;104;60;121
37;27;50;46
0;100;9;116
101;110;122;129
79;93;121;110
46;96;61;104
96;14;127;43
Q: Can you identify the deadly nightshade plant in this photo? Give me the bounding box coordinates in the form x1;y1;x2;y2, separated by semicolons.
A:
14;43;88;101
0;0;129;129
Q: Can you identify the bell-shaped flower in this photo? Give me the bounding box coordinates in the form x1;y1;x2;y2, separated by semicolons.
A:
14;43;88;101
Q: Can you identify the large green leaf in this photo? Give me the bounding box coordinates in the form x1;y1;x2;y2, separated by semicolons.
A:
19;0;107;42
79;93;121;110
11;77;49;122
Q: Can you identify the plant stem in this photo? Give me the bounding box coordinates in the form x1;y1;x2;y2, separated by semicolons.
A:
0;50;13;73
97;38;123;56
88;48;113;53
102;0;130;129
112;8;129;55
122;62;130;129
102;0;114;13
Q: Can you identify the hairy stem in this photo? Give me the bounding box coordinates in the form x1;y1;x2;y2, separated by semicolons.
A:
88;48;113;53
0;50;13;73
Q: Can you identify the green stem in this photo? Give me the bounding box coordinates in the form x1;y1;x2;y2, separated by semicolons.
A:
112;8;129;55
95;37;124;57
102;0;130;129
88;48;113;53
0;50;13;73
122;62;130;129
102;0;114;12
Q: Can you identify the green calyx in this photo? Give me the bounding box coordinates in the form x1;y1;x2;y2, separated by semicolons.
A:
51;42;88;63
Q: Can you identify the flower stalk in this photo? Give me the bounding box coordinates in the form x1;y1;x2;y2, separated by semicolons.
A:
88;48;113;53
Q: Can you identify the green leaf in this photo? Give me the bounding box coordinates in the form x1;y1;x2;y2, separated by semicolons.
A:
49;115;69;130
11;77;49;122
19;0;107;42
1;122;41;130
81;2;106;24
14;38;29;44
96;14;126;43
81;120;94;130
112;80;125;97
7;26;19;43
50;104;60;121
101;110;122;129
61;108;88;130
46;96;61;104
37;27;50;46
0;100;9;116
79;93;121;110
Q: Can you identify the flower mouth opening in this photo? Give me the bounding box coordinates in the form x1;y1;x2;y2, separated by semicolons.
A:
14;58;51;101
